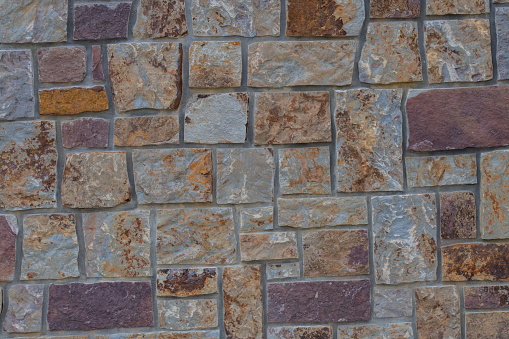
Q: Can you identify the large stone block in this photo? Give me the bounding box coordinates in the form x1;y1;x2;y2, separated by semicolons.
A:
133;0;187;38
370;0;419;18
158;299;217;330
39;86;109;115
157;268;218;297
240;232;298;262
114;116;179;146
338;323;414;339
440;192;476;240
74;3;131;40
466;312;509;338
0;50;34;120
62;118;109;148
464;285;509;309
373;288;413;318
268;326;332;339
0;215;17;281
38;46;86;83
3;285;43;333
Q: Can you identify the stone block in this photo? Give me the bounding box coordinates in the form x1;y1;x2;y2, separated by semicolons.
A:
440;192;476;240
466;312;509;338
338;323;414;338
62;118;109;148
38;46;86;83
157;268;218;297
0;50;34;120
373;288;413;318
74;3;131;40
497;8;509;80
426;0;488;14
3;285;43;333
240;232;298;262
240;206;273;233
39;86;109;115
267;263;300;280
464;285;509;309
114;116;179;146
0;215;17;281
268;326;332;339
133;0;187;38
158;299;217;330
92;45;104;81
370;0;419;18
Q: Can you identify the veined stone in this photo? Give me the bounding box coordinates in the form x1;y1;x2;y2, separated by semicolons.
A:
92;45;104;81
336;88;403;192
267;263;300;280
39;86;109;115
240;232;298;262
62;118;109;148
497;8;509;80
3;285;43;333
338;323;414;339
248;41;356;87
158;332;219;339
427;0;488;14
466;312;509;338
38;46;86;83
370;0;419;18
74;3;131;40
372;194;437;284
0;50;34;120
133;0;187;38
464;285;509;309
374;288;413;318
240;206;273;233
114;116;179;146
158;299;218;330
157;268;218;297
268;326;332;339
21;214;79;280
440;192;476;240
0;215;17;281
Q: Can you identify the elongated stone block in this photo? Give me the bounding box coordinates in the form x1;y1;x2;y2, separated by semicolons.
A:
62;118;109;148
3;285;43;333
159;332;219;339
157;268;218;297
39;86;109;115
466;312;509;338
374;288;413;318
133;0;187;38
497;8;509;80
370;0;419;18
267;263;300;280
240;206;273;233
97;335;156;339
158;299;217;330
426;0;488;15
440;192;476;240
338;323;414;339
92;45;104;81
114;116;179;146
0;50;34;120
464;285;509;309
38;46;86;83
74;3;131;40
0;215;17;281
268;326;332;339
240;232;298;262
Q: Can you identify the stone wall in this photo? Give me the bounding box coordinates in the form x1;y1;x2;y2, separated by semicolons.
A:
0;0;508;338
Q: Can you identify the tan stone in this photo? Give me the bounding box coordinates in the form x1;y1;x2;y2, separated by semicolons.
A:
240;206;273;233
268;326;332;339
466;312;509;338
338;323;414;338
426;0;489;15
158;299;218;330
114;116;179;146
39;86;109;115
133;0;187;38
157;268;218;297
240;232;298;262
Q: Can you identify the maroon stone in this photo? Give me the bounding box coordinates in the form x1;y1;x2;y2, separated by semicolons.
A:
407;86;509;151
92;45;104;81
47;281;153;331
0;215;17;281
74;3;131;40
267;280;370;323
61;118;109;149
464;286;509;309
440;192;476;240
38;46;86;83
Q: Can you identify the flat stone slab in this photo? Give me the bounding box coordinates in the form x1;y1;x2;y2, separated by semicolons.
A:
114;116;179;146
158;299;217;330
0;215;17;281
157;268;218;297
497;8;509;80
0;50;34;120
240;206;273;233
3;285;43;333
440;192;476;240
268;326;332;339
240;232;298;262
267;263;300;280
39;86;109;115
74;3;131;40
62;118;109;148
338;323;414;338
159;332;219;339
466;312;509;338
133;0;187;38
426;0;488;14
370;0;419;18
374;288;413;318
464;285;509;309
92;45;104;81
38;46;86;83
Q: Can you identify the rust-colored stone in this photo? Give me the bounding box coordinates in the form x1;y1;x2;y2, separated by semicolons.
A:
39;86;109;115
114;116;179;146
464;285;509;309
268;326;332;339
240;232;299;262
370;0;420;18
440;192;476;240
157;268;218;297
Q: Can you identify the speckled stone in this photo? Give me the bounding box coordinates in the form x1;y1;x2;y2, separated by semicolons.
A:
184;93;248;144
156;208;236;265
47;282;153;331
21;214;79;280
240;206;273;233
370;0;419;18
0;121;57;210
373;288;413;318
157;268;218;297
189;42;242;88
0;50;34;120
336;89;403;192
464;285;509;309
372;194;437;284
97;334;156;339
338;323;414;339
240;232;298;262
223;265;263;338
286;0;364;37
466;312;509;338
440;192;476;240
39;86;109;115
3;285;43;333
0;0;67;43
497;9;509;80
268;326;332;339
159;332;219;339
427;0;488;15
114;116;179;146
158;299;218;330
191;0;280;37
267;263;300;280
425;20;492;83
133;149;212;204
61;152;131;208
0;215;17;281
278;197;368;228
38;46;86;83
92;45;104;81
108;42;182;113
133;0;187;38
416;286;461;339
74;3;131;40
359;22;422;84
248;41;356;87
62;118;109;148
216;148;274;204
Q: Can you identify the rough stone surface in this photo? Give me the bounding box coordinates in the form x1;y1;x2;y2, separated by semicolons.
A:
337;323;414;339
189;42;242;88
185;93;248;144
0;121;57;210
464;285;509;309
336;89;403;192
425;20;493;83
133;0;187;38
83;211;150;278
286;0;364;37
92;45;104;81
440;192;477;240
158;299;218;330
370;0;420;18
114;116;179;146
406;154;477;188
108;42;182;113
191;0;280;37
216;148;274;204
0;0;67;43
303;230;369;277
38;46;86;83
47;282;153;331
39;86;109;115
0;215;17;281
427;0;488;15
62;118;109;148
74;3;131;40
240;206;273;233
0;50;34;120
466;312;509;338
157;268;218;297
278;197;368;228
3;285;43;333
254;92;331;145
240;232;298;262
156;208;236;265
159;332;219;339
359;22;422;84
268;326;332;339
373;288;413;318
61;152;131;208
21;214;79;280
267;280;371;323
372;194;437;285
97;335;156;339
267;263;300;280
497;8;509;80
248;41;356;87
133;149;212;204
223;265;263;339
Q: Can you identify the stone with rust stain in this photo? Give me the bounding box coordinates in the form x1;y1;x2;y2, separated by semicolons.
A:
0;50;34;120
0;215;17;281
83;211;150;278
133;149;212;204
466;312;509;338
359;22;422;84
108;42;182;113
38;46;86;83
286;0;364;37
3;285;43;333
267;263;300;280
425;20;492;83
62;118;109;148
134;0;187;38
157;268;218;297
249;41;356;87
268;326;332;339
74;3;131;40
338;323;414;339
336;89;403;192
440;192;476;240
464;285;509;309
189;42;241;88
303;230;369;277
240;206;273;233
158;332;219;339
427;0;488;15
254;92;331;145
0;121;57;210
158;299;217;330
370;0;419;18
92;45;104;81
374;288;413;318
223;265;263;338
240;232;298;262
114;116;179;146
39;86;109;115
21;214;79;281
61;152;131;208
372;194;437;284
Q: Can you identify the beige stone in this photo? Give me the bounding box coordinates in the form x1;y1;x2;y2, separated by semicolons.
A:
240;232;298;262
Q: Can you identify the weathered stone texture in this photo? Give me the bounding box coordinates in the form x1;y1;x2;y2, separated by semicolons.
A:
248;41;356;87
372;194;437;284
157;268;218;297
374;288;413;318
158;299;218;330
156;208;236;265
108;42;182;113
133;149;212;204
441;192;476;240
114;116;179;146
38;46;86;83
97;335;156;339
240;232;298;262
370;0;419;18
267;263;300;280
425;20;492;83
39;86;109;115
21;214;79;280
415;286;460;339
159;332;219;339
74;3;131;40
497;8;509;80
0;215;17;281
464;285;509;309
338;323;414;339
466;312;509;338
336;89;403;192
240;206;273;233
134;0;187;38
189;42;242;88
223;265;263;338
191;0;280;37
427;0;488;15
268;326;332;339
0;50;34;120
359;22;422;84
61;152;131;208
185;93;248;144
92;45;104;81
62;118;109;148
3;285;43;333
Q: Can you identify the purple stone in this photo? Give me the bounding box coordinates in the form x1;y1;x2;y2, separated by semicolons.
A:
92;45;105;81
61;118;109;148
74;3;131;40
464;286;509;309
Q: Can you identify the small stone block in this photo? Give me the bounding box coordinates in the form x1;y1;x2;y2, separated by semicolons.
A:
466;312;509;338
158;299;218;330
240;232;298;262
240;206;273;233
38;46;86;83
92;45;104;81
370;0;419;18
114;116;179;147
267;263;300;280
62;118;109;149
157;268;218;297
374;288;413;318
73;3;131;40
268;326;332;339
0;50;34;120
39;86;109;115
0;215;17;281
464;285;509;309
134;0;187;38
3;285;43;333
440;192;476;240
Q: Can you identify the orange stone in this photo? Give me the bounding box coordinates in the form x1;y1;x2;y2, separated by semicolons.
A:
39;86;109;115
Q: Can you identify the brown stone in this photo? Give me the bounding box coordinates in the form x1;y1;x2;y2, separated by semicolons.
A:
73;3;131;40
159;332;219;339
338;323;414;338
158;299;218;330
440;192;476;240
426;0;489;15
464;285;509;309
133;0;187;38
0;215;17;281
240;232;298;262
268;326;332;339
466;312;509;338
39;86;109;115
92;45;104;81
38;46;86;83
370;0;420;18
114;116;179;146
61;118;109;149
157;268;218;297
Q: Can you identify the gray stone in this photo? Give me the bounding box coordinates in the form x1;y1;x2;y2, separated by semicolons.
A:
496;8;509;80
240;232;298;262
267;263;300;280
158;299;218;330
3;285;43;333
426;0;488;15
338;323;414;338
159;331;220;339
240;206;273;233
0;50;34;120
374;288;413;318
114;116;179;147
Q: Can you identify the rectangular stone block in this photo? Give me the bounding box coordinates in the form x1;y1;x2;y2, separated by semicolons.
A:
74;3;131;40
374;288;413;318
114;116;179;146
240;206;273;233
159;331;219;339
464;285;509;309
416;286;461;339
38;46;86;83
240;232;298;262
158;299;217;330
466;312;509;338
267;263;300;280
0;50;34;120
268;326;332;339
497;8;509;80
133;0;187;38
0;215;17;281
157;268;218;297
97;334;156;339
3;285;43;333
92;45;104;81
62;118;109;148
440;191;476;240
370;0;419;18
426;0;488;15
338;323;414;339
39;86;109;115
